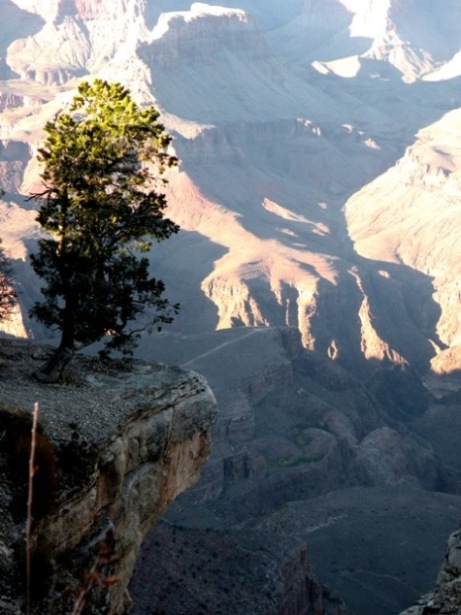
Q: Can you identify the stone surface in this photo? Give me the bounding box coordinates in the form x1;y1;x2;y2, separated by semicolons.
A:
262;485;461;615
400;526;461;615
130;524;348;615
0;338;217;614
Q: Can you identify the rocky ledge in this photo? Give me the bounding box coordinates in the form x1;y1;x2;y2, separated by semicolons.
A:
0;339;217;614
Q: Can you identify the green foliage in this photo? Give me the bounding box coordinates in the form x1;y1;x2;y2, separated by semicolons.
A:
0;226;17;323
30;80;179;373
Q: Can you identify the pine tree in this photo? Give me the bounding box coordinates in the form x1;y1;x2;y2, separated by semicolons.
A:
30;80;179;382
0;239;17;324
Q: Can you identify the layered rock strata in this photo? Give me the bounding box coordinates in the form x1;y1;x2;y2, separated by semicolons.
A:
0;338;217;614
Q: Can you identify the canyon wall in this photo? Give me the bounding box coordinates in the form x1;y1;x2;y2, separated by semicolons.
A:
2;0;461;375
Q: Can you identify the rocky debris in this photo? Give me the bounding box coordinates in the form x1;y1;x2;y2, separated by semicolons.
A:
0;338;217;614
400;526;461;615
0;140;31;192
130;523;348;615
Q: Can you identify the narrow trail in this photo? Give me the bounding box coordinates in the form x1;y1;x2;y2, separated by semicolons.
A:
180;327;265;368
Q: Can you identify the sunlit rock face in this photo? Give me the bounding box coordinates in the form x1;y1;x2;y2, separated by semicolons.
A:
141;5;267;68
345;108;461;373
2;0;461;373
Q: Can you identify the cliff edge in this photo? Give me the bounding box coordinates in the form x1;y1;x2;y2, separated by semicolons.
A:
0;338;217;614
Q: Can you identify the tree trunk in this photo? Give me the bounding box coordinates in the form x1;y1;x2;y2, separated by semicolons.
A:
34;292;76;383
34;344;75;383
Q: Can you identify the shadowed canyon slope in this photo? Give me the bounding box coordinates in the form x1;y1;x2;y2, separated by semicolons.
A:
129;326;461;615
1;0;461;374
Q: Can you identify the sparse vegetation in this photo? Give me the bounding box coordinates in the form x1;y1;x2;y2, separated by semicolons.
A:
0;244;17;325
277;451;325;467
0;189;17;324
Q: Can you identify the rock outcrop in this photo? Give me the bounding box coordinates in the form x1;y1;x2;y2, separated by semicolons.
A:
0;338;217;614
345;107;461;372
400;525;461;615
